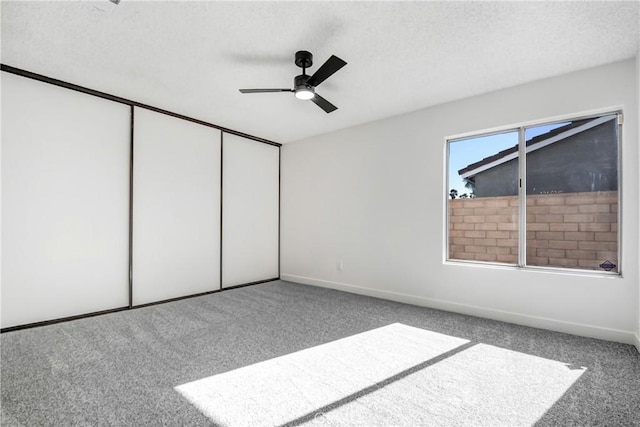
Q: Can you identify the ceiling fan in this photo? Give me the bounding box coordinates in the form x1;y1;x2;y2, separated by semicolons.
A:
239;50;347;113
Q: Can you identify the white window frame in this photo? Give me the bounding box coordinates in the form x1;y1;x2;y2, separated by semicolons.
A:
444;108;623;277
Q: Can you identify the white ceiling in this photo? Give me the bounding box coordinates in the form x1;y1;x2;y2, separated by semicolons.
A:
2;1;638;143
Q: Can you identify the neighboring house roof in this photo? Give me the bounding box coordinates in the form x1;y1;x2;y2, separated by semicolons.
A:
458;115;616;180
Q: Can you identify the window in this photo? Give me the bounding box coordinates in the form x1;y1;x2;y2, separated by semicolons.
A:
447;112;620;274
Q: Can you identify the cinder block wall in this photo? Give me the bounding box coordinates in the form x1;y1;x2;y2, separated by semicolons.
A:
448;191;618;271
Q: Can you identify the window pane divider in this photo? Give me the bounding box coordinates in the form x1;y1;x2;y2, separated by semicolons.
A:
518;127;527;268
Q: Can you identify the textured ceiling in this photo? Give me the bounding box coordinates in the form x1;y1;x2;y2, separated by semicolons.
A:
2;1;638;143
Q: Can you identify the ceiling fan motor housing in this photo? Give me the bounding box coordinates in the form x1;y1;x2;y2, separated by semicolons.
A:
294;74;313;89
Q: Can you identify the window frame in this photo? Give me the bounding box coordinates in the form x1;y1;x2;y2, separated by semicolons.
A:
444;108;623;277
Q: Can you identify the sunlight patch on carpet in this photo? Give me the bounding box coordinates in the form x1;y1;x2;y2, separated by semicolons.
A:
312;342;586;426
175;323;585;426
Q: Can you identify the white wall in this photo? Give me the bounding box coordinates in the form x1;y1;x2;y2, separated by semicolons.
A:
282;59;639;346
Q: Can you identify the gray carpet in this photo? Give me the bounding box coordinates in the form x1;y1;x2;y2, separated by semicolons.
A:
1;280;639;426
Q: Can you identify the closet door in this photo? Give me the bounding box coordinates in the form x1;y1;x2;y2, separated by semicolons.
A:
222;133;279;288
132;108;221;305
1;72;130;329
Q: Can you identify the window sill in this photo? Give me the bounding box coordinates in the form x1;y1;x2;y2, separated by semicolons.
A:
444;259;622;279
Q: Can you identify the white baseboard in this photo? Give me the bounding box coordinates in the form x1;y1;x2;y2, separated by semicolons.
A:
281;273;639;349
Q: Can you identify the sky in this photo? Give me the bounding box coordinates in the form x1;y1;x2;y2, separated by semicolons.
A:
448;122;568;197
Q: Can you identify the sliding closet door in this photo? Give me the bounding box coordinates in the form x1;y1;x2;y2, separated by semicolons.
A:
1;72;130;329
222;133;279;288
132;108;221;305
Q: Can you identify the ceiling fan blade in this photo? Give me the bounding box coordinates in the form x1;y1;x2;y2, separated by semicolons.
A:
239;88;292;93
311;93;338;113
306;55;347;87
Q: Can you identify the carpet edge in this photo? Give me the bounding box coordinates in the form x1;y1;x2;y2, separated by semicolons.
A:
281;274;637;348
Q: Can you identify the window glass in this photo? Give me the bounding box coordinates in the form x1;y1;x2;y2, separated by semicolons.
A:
525;116;618;272
448;131;519;264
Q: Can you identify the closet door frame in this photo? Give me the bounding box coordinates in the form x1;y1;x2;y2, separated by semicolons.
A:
1;64;281;332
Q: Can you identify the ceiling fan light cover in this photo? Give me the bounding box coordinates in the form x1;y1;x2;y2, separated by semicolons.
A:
295;87;315;100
